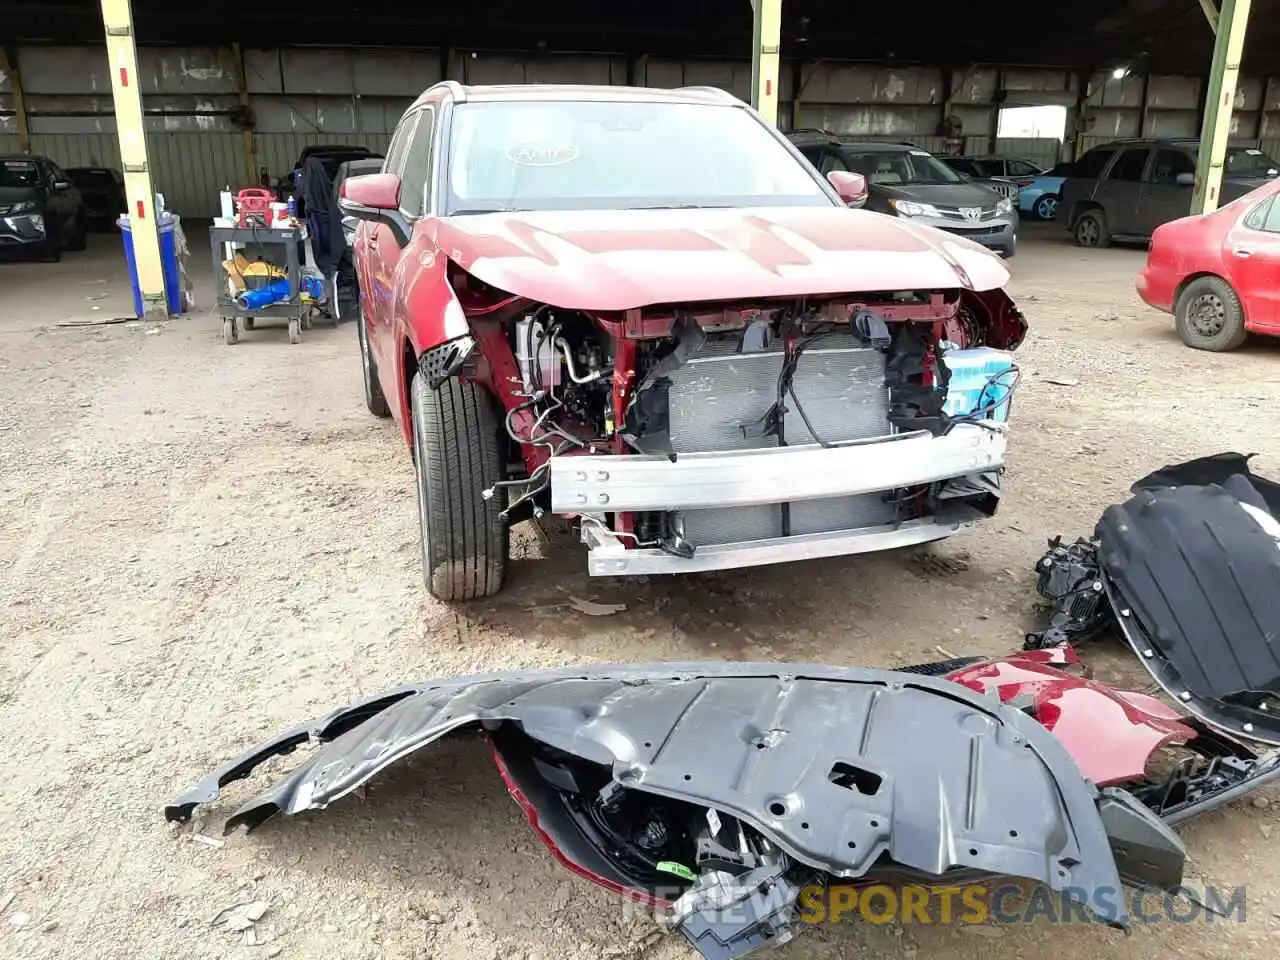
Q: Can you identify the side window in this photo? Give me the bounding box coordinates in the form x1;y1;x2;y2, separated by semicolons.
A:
1245;196;1280;232
1149;149;1196;185
1107;148;1150;182
949;159;980;176
384;112;419;177
798;147;824;168
975;159;1004;177
398;108;435;218
1008;160;1038;176
1077;148;1116;178
1263;197;1280;233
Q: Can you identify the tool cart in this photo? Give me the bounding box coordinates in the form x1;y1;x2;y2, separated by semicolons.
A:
210;221;315;345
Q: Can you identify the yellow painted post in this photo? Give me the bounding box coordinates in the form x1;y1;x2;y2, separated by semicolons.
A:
749;0;782;126
100;0;167;317
1191;0;1253;214
1;47;32;154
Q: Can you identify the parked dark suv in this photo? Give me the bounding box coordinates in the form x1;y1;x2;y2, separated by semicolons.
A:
1060;138;1280;247
789;133;1018;256
0;154;87;261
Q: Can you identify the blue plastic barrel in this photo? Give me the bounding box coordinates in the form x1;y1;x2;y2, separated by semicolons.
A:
117;213;183;317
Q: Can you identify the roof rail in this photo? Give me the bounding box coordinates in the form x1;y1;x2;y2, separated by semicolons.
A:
676;85;740;102
426;80;467;101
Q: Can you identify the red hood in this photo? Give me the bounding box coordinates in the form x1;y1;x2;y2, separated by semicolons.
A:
427;206;1010;312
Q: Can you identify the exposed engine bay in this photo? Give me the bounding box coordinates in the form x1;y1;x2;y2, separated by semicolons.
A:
442;275;1028;573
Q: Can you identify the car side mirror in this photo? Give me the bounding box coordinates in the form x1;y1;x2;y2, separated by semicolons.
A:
827;170;868;208
53;180;72;191
1176;172;1195;187
340;173;411;246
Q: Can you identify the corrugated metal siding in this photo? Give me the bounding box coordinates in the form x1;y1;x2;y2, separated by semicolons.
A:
8;44;1278;218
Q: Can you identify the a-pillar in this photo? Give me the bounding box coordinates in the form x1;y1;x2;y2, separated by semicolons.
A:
1192;0;1254;214
749;0;782;126
100;0;167;317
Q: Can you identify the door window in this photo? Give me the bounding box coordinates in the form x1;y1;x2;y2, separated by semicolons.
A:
384;112;420;177
1259;195;1280;232
1107;149;1150;182
1076;148;1116;178
398;108;435;217
1149;149;1196;185
1007;159;1040;176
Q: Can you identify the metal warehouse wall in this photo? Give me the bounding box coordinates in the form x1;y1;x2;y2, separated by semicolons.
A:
3;46;1280;217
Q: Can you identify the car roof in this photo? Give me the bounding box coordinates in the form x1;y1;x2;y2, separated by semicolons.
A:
786;134;924;151
413;82;741;109
0;154;45;162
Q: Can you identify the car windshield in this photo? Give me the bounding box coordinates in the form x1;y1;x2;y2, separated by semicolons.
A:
444;100;831;213
839;150;964;186
1224;147;1280;178
0;159;41;189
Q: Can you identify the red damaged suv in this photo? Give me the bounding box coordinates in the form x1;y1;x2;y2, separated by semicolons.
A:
340;83;1027;601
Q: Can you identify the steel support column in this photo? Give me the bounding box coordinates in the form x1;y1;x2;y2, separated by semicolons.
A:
101;0;166;317
1;47;32;153
231;42;258;186
1192;0;1253;214
749;0;782;126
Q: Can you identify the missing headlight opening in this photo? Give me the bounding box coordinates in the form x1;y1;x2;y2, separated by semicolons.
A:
457;279;1027;574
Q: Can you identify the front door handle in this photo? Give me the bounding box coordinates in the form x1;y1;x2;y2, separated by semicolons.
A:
1233;247;1254;258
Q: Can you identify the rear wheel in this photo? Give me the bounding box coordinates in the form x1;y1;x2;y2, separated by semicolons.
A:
1073;209;1110;248
1034;194;1059;221
1175;276;1248;352
357;300;391;418
410;372;508;601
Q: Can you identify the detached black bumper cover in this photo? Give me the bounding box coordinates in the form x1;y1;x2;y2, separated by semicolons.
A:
166;662;1178;957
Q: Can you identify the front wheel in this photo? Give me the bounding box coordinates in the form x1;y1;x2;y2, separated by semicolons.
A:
1174;276;1247;352
357;300;391;418
66;215;88;252
410;372;508;601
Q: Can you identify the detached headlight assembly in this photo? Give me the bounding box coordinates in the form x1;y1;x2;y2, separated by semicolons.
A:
996;197;1013;215
889;199;941;218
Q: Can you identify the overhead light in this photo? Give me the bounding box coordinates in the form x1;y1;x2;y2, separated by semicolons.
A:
1111;66;1130;80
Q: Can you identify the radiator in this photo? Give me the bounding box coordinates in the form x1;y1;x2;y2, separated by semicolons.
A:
664;333;897;546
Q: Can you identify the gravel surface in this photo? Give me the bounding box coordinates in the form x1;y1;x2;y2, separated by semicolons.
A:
1;224;1278;959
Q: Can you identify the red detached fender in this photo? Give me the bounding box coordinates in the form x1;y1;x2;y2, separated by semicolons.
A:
947;649;1196;787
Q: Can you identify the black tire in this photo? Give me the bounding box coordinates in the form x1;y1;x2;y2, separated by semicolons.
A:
1174;276;1248;352
1073;209;1110;248
1034;194;1059;221
410;372;508;601
357;301;391;418
36;237;62;263
66;214;88;252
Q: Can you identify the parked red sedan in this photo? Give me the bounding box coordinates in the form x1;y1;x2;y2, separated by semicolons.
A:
1137;178;1280;350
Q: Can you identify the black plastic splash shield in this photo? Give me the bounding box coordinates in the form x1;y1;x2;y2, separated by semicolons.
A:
1098;478;1280;744
164;662;1162;927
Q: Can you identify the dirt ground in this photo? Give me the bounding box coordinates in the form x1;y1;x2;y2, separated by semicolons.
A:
1;222;1278;960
